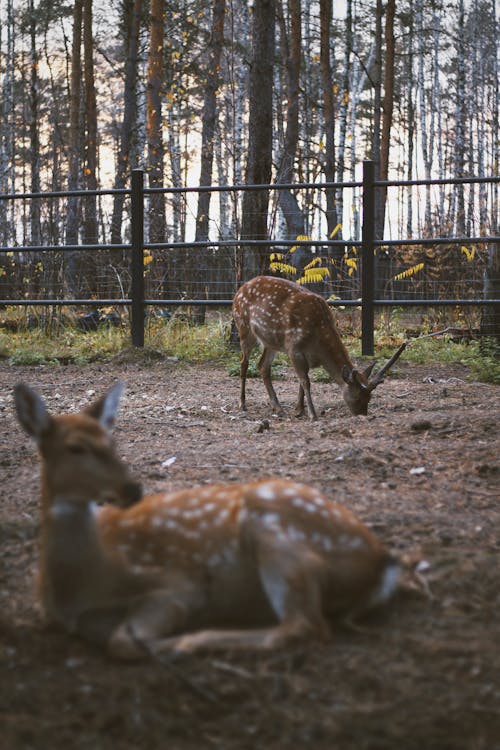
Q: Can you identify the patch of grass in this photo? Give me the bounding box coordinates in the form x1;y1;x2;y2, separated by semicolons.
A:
147;316;231;363
469;339;500;384
0;326;128;366
375;335;500;384
2;308;498;384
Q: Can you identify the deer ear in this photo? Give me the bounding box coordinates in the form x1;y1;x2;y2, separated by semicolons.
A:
14;383;52;442
85;382;124;432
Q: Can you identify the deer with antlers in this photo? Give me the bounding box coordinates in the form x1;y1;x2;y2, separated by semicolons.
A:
14;382;405;659
233;275;406;420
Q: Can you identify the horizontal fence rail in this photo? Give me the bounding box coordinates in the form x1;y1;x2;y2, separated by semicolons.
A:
0;161;499;353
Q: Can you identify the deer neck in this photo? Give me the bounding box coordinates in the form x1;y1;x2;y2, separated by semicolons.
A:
39;497;114;629
319;327;355;385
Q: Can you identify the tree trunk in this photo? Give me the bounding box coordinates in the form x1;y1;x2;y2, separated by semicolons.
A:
320;0;338;244
453;0;467;236
240;0;276;282
65;0;83;296
29;0;41;246
372;0;382;238
336;0;353;236
83;0;98;249
377;0;395;239
406;0;415;236
111;0;143;245
275;0;305;254
184;0;226;323
146;0;166;244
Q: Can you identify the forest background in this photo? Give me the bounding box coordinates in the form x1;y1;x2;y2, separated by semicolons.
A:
0;0;498;328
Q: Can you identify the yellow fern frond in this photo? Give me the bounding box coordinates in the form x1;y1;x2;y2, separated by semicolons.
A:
461;245;476;261
297;267;330;284
345;258;357;269
289;235;312;254
269;252;285;262
329;223;342;239
269;262;298;276
303;257;323;270
393;262;424;281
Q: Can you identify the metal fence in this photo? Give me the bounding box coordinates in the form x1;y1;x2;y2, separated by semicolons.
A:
0;161;499;355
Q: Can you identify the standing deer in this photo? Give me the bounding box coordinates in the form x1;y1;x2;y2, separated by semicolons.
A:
15;382;403;659
233;275;406;420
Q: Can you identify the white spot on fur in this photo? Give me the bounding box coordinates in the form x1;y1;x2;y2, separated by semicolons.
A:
255;484;277;502
368;560;401;607
262;512;281;528
286;525;306;542
260;567;287;620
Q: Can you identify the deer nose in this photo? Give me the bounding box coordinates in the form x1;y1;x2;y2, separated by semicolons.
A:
122;481;143;506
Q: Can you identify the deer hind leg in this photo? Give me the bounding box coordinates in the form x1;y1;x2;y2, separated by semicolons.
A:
290;351;317;420
238;329;257;410
258;348;284;415
146;529;332;655
294;384;305;418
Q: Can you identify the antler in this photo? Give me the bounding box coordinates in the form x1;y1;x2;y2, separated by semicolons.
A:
369;340;408;385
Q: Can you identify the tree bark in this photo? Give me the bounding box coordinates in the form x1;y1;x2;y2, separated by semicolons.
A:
111;0;143;245
83;0;98;246
185;0;226;322
29;0;41;246
240;0;276;282
146;0;166;244
376;0;395;239
65;0;83;295
276;0;304;251
320;0;338;243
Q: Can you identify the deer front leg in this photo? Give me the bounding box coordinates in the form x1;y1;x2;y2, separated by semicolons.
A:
290;351;317;420
258;348;284;415
108;584;205;661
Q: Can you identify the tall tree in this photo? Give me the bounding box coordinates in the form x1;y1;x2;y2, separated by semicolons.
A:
111;0;143;245
29;0;41;246
319;0;338;241
184;0;226;321
452;0;467;235
240;0;276;281
194;0;226;244
83;0;97;245
376;0;395;239
371;0;382;228
65;0;83;294
146;0;166;243
336;0;353;233
275;0;304;246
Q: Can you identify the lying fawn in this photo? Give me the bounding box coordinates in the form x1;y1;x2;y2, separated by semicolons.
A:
15;382;402;659
233;275;406;420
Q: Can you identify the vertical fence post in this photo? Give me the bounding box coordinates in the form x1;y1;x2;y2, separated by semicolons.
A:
361;160;376;356
130;169;145;347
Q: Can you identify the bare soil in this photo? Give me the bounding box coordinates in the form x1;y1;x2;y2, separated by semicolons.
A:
0;354;499;750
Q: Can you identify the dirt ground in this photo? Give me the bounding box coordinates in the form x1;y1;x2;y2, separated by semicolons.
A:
0;352;499;750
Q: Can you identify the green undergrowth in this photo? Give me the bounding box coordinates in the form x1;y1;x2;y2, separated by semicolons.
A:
0;313;498;383
375;335;500;384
